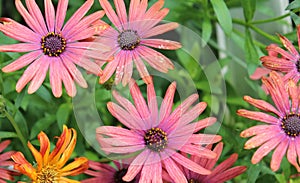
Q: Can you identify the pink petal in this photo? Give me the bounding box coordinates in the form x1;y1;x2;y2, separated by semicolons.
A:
210;154;238;175
250;67;271;80
288;80;299;113
261;56;295;72
60;54;88;88
137;0;148;20
66;25;102;42
163;157;187;183
140;152;162;182
15;0;44;35
114;0;127;26
287;140;300;171
99;0;122;29
170;150;211;175
147;79;158;125
128;0;140;23
99;59;119;84
96;126;141;138
107;102;145;130
58;60;77;97
49;58;63;97
122;52;133;86
2;51;41;72
28;56;49;94
0;18;40;43
15;57;43;93
266;44;297;61
63;50;102;76
0;43;40;52
243;128;280;149
142;22;179;38
188;134;222;145
236;109;279;124
44;0;55;32
64;11;105;39
193;117;217;133
270;137;288;171
101;145;145;154
206;166;247;183
243;95;281;116
129;79;152;127
67;42;110;52
63;0;94;33
141;8;169;33
141;39;181;50
203;142;223;170
159;82;176;123
100;137;144;146
112;91;143;126
132;51;152;84
251;135;283;164
178;144;217;159
114;52;126;85
0;140;10;153
278;34;299;57
240;125;277;138
143;0;164;20
176;102;207;126
138;46;174;72
123;150;150;182
55;0;69;31
25;0;48;34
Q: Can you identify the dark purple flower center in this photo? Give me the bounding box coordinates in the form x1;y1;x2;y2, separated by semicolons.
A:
41;32;66;57
118;30;140;50
296;60;300;72
188;179;200;183
144;127;168;152
114;168;135;183
281;114;300;137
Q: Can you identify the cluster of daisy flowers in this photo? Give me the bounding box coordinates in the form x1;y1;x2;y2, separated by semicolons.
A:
4;0;300;182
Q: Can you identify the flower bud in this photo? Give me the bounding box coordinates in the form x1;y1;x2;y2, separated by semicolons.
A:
0;95;6;115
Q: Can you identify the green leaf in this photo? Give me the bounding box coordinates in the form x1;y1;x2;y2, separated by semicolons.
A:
36;85;53;103
286;0;300;10
30;114;56;139
0;131;18;138
290;12;300;25
211;0;232;35
56;103;71;131
247;164;262;183
241;0;256;22
201;18;212;46
245;29;259;68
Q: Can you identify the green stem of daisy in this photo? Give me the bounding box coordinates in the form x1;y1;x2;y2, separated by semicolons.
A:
4;110;31;157
232;18;281;44
251;13;290;24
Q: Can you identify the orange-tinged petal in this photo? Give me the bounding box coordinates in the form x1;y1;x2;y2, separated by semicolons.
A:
11;152;36;179
58;177;81;183
60;157;88;176
38;131;51;165
57;128;77;168
27;141;43;171
50;125;72;163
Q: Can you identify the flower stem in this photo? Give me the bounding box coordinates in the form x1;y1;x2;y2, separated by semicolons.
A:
4;110;31;158
251;13;290;24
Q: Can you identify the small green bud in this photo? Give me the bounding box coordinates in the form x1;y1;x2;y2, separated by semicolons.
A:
0;95;6;114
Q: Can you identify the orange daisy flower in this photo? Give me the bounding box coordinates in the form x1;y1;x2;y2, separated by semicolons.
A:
11;125;88;182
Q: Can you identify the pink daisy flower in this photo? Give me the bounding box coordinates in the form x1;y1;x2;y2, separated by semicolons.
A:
82;160;139;183
260;25;300;82
0;0;109;97
96;78;222;182
0;140;19;183
238;71;300;171
163;142;247;183
97;0;182;85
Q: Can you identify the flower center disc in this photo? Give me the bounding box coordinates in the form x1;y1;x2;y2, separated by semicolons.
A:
188;179;200;183
114;168;135;183
144;127;168;152
296;60;300;72
36;166;58;183
281;114;300;137
41;32;66;57
118;30;140;50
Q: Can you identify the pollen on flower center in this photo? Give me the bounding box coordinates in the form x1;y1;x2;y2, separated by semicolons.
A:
281;114;300;137
118;30;140;50
41;32;66;57
36;165;58;183
114;168;135;183
144;127;168;152
188;179;200;183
